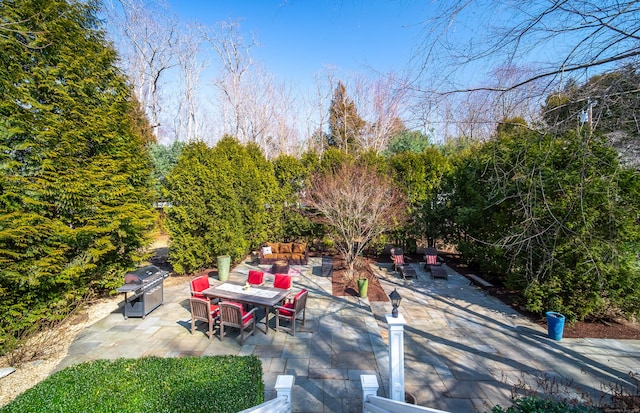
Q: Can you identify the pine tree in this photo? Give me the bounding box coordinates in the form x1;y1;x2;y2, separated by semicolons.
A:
328;81;366;153
0;0;155;349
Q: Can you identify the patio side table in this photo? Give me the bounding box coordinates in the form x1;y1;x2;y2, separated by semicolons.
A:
272;260;289;275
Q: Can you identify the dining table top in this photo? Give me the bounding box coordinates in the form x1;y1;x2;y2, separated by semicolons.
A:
202;282;291;307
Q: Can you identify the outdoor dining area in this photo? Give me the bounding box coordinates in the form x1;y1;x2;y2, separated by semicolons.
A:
188;268;309;343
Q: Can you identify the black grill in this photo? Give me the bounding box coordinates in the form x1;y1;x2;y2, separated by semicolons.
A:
116;265;168;319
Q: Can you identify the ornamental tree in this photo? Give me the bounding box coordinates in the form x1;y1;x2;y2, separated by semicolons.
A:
304;162;407;279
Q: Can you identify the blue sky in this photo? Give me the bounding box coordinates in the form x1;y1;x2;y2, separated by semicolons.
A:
167;1;430;88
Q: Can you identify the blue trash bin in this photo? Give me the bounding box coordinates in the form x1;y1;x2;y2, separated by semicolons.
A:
546;311;565;341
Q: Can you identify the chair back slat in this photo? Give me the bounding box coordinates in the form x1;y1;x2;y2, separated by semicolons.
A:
219;302;243;327
190;298;211;321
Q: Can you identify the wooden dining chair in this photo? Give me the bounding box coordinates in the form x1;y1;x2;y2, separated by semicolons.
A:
218;301;258;344
274;289;308;336
190;275;211;299
189;297;219;340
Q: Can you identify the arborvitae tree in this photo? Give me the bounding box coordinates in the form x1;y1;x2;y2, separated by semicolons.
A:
0;0;156;350
384;130;433;156
214;137;283;250
389;148;450;248
450;121;640;321
164;137;282;274
148;141;185;198
164;141;245;274
272;154;315;241
328;81;366;153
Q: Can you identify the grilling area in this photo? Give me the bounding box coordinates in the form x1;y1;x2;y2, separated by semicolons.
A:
116;265;169;319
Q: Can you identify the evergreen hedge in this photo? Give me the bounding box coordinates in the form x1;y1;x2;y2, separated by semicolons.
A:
0;356;263;413
0;0;155;353
164;137;282;274
447;123;640;320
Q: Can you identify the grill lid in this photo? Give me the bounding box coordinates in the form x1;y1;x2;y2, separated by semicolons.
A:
117;265;168;294
123;265;165;284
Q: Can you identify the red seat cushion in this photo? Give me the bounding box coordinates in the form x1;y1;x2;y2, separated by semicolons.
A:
227;302;253;322
274;274;291;289
279;302;295;317
393;255;405;265
210;304;219;315
248;270;264;285
426;255;437;265
294;289;307;300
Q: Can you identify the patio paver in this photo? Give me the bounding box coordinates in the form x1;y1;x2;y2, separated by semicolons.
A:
54;257;640;412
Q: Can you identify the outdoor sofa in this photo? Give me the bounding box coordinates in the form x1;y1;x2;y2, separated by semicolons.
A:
259;242;308;265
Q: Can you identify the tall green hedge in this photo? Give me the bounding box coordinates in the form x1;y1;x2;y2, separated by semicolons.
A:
0;0;155;352
388;147;450;248
448;123;640;320
272;154;317;241
164;137;282;274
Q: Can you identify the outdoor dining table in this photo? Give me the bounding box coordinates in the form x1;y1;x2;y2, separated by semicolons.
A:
202;282;291;334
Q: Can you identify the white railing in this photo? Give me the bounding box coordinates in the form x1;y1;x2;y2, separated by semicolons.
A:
361;375;451;413
240;375;295;413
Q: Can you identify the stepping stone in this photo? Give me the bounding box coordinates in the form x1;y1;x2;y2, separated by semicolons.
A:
321;256;333;277
0;367;16;379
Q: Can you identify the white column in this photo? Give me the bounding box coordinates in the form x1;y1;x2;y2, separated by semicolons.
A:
385;313;406;402
360;374;379;413
274;375;295;411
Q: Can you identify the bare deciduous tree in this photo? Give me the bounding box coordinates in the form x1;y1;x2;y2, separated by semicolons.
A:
304;164;407;279
173;23;206;142
202;19;299;156
202;19;255;141
415;0;640;94
358;73;408;153
107;0;178;138
301;67;338;153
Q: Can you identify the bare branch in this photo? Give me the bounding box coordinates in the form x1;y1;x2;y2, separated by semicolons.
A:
304;164;407;278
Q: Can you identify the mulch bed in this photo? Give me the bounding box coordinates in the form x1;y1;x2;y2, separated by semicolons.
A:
441;253;640;340
330;254;389;302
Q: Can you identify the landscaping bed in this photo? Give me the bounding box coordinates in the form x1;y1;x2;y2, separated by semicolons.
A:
442;253;640;340
330;254;389;302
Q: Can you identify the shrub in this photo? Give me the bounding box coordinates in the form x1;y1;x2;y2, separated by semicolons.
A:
164;137;283;274
492;396;600;413
1;356;263;413
449;126;640;321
